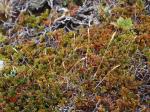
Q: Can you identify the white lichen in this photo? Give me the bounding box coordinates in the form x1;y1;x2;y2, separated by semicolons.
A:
0;60;4;70
0;0;16;18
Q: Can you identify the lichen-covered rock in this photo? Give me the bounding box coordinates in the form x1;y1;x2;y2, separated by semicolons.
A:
50;0;100;32
144;0;150;15
28;0;47;11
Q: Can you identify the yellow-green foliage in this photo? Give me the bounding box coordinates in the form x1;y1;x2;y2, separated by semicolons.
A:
0;33;6;43
23;9;49;28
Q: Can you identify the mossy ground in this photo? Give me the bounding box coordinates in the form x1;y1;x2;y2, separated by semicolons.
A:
0;0;150;112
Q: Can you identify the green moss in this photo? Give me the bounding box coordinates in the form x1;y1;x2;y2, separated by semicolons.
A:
0;33;6;43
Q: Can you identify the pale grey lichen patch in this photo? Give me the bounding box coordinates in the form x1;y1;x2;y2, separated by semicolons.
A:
0;0;16;18
0;60;4;70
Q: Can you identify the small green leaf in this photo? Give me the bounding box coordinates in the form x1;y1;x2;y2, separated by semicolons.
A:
0;33;6;42
117;17;133;30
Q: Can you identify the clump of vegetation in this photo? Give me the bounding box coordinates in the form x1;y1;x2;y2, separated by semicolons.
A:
0;33;6;43
0;0;14;18
0;0;149;112
115;17;133;30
